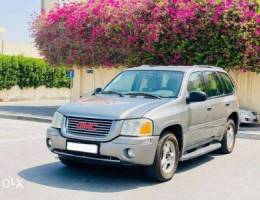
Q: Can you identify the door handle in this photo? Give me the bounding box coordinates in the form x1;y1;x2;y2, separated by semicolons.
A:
225;103;230;107
207;107;212;111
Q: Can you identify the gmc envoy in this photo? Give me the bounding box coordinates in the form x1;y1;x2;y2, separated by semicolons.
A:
47;65;239;182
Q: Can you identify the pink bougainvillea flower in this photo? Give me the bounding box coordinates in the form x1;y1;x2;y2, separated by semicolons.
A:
31;0;260;72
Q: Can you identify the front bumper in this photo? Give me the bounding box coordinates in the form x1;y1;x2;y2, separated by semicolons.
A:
240;115;258;124
46;127;159;166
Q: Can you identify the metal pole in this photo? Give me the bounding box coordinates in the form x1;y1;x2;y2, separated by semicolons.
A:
93;69;96;90
70;79;73;103
0;27;5;54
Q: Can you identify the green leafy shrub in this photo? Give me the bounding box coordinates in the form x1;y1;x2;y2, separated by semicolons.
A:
0;55;70;90
0;55;19;90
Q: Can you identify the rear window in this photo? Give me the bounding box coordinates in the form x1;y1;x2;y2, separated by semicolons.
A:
218;72;235;94
204;71;224;97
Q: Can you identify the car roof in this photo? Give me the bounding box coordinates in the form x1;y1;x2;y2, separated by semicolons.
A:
125;65;226;73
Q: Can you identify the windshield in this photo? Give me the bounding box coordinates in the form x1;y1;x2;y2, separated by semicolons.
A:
103;70;184;98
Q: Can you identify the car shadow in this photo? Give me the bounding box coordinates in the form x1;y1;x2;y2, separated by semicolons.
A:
18;161;154;193
177;154;214;174
18;155;215;192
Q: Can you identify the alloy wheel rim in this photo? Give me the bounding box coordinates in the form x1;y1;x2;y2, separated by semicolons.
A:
161;140;176;174
226;124;235;149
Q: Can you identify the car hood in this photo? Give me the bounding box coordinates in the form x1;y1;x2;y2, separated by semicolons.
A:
58;95;170;120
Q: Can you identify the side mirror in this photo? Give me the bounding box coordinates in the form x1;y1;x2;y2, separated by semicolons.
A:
93;88;102;95
187;91;207;103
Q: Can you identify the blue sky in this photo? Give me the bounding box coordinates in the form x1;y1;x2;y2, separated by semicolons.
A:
0;0;41;43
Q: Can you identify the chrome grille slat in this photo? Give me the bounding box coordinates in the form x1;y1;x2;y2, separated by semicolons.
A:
69;128;111;132
66;116;113;138
69;129;107;134
67;119;112;123
69;121;112;125
69;126;111;131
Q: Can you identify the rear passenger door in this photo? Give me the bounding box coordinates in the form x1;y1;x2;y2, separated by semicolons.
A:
218;72;237;128
203;71;226;139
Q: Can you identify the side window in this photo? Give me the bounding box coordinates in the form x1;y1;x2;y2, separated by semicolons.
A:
188;72;207;93
218;72;234;94
204;71;224;97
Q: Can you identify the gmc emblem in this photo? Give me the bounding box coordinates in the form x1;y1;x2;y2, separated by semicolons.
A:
77;122;97;131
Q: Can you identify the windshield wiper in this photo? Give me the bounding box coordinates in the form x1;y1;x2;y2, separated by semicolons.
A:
125;92;161;99
101;91;124;97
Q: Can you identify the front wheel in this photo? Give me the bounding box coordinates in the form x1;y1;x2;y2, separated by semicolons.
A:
219;119;236;154
144;132;179;182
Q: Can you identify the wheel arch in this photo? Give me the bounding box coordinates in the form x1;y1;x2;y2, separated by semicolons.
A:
228;112;239;133
161;124;183;156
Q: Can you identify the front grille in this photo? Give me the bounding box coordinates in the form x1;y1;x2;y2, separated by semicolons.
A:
66;116;113;138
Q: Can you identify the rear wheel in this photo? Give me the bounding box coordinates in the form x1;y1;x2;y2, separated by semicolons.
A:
144;132;179;182
219;119;236;154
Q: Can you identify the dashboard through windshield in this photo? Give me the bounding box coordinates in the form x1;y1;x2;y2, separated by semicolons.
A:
103;70;184;98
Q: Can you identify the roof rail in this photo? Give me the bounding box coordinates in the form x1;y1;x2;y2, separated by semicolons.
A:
193;65;214;68
193;65;223;69
140;65;160;68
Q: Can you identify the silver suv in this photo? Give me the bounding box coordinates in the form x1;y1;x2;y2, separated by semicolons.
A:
47;65;239;182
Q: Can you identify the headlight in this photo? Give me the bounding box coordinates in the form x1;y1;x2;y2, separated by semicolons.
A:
121;118;153;136
240;109;251;117
51;112;64;128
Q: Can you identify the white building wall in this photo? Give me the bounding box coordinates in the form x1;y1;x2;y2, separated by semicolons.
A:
3;42;41;58
41;0;60;12
42;0;81;12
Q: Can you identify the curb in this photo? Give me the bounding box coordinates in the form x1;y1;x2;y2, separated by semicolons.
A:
237;131;260;140
0;113;52;123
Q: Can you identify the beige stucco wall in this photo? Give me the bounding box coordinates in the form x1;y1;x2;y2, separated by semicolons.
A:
71;67;260;113
0;86;70;101
71;67;122;101
230;71;260;113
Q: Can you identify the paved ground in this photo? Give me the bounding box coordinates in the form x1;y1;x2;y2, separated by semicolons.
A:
239;124;260;140
0;100;68;122
0;119;260;200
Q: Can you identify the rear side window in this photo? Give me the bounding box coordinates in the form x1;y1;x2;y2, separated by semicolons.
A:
187;72;207;94
218;72;234;94
204;71;224;97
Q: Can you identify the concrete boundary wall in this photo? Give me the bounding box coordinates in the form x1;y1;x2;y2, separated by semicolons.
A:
71;67;122;101
0;86;70;101
230;71;260;113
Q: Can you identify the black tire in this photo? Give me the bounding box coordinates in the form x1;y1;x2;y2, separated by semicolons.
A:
219;119;236;154
58;155;81;167
144;132;179;182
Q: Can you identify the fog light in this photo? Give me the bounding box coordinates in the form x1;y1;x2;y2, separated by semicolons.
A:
126;148;135;158
47;138;52;148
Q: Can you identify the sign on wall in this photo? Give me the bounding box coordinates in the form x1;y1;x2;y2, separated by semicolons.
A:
67;70;75;79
